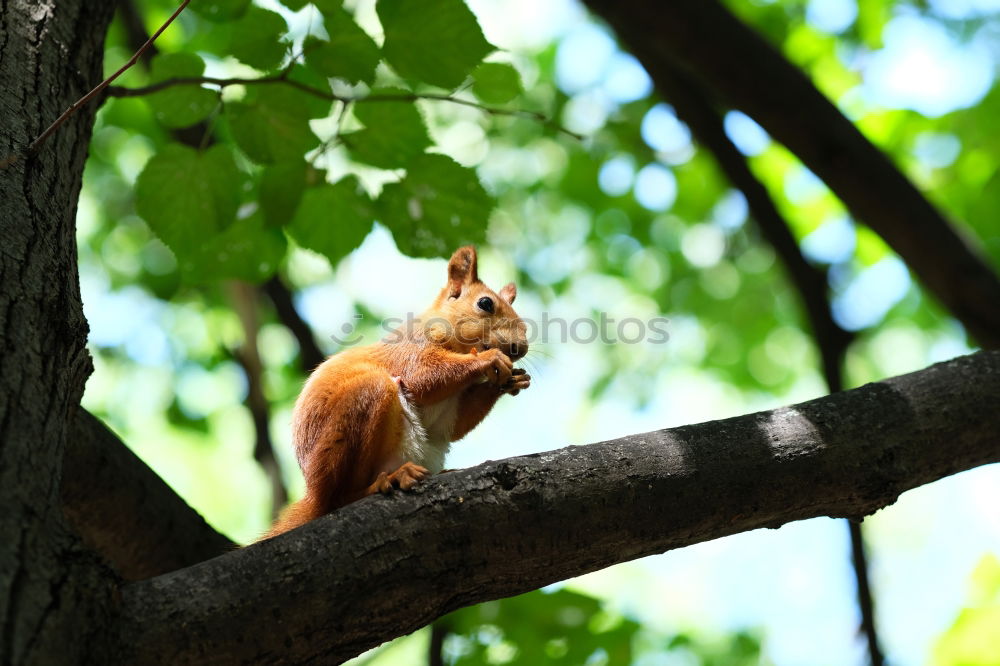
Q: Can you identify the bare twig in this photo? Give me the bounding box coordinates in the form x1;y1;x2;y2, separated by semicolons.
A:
0;0;190;168
106;76;584;140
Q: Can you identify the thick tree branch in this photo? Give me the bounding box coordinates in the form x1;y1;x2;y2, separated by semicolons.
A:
61;409;235;580
583;0;1000;349
113;352;1000;664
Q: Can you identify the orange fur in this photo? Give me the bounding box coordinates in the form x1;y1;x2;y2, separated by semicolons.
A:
262;247;530;539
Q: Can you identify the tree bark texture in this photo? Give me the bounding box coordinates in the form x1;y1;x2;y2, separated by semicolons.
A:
583;0;1000;350
113;352;1000;665
0;1;118;663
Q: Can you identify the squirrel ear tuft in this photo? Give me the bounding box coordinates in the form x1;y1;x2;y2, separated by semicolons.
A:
499;282;517;304
447;246;479;297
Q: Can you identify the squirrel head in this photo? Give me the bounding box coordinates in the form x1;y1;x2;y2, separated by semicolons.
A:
422;246;528;360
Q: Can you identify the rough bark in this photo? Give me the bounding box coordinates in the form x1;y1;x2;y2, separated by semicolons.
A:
113;352;1000;664
0;1;119;663
61;409;235;581
583;0;1000;350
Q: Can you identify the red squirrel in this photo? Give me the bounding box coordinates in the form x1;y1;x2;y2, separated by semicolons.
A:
264;246;530;538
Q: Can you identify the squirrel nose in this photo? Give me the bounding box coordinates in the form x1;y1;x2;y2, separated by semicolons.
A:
505;342;527;360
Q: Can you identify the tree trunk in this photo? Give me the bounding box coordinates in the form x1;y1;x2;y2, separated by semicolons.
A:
0;2;118;663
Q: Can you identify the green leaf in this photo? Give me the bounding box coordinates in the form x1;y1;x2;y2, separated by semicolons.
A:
135;144;242;255
303;9;380;84
345;89;431;168
312;0;344;14
259;160;309;226
229;7;289;71
191;0;251;22
279;0;310;9
285;64;338;118
181;210;287;283
471;62;522;104
146;53;218;129
378;154;493;257
286;177;374;265
227;86;323;164
377;0;494;89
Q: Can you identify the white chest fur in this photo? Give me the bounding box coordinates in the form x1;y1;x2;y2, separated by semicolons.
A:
397;392;459;473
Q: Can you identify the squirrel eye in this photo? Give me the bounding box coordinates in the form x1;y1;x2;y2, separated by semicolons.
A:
476;296;495;314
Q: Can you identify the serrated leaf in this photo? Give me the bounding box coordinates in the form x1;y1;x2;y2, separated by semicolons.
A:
135;144;242;255
303;9;380;84
286;177;374;265
227;86;322;164
191;0;251;22
146;53;218;128
345;88;430;168
377;0;494;89
181;210;287;283
471;62;522;104
260;160;309;226
378;154;492;257
229;7;289;71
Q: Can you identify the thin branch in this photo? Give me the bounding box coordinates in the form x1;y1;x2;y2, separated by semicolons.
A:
262;276;326;373
848;521;884;666
117;0;159;63
429;621;449;666
228;282;289;521
105;76;584;140
655;62;884;666
0;0;189;169
113;352;1000;663
654;64;852;389
582;0;1000;349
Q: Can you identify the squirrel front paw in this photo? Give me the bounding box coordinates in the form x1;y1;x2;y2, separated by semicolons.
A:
501;367;531;396
476;348;513;386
